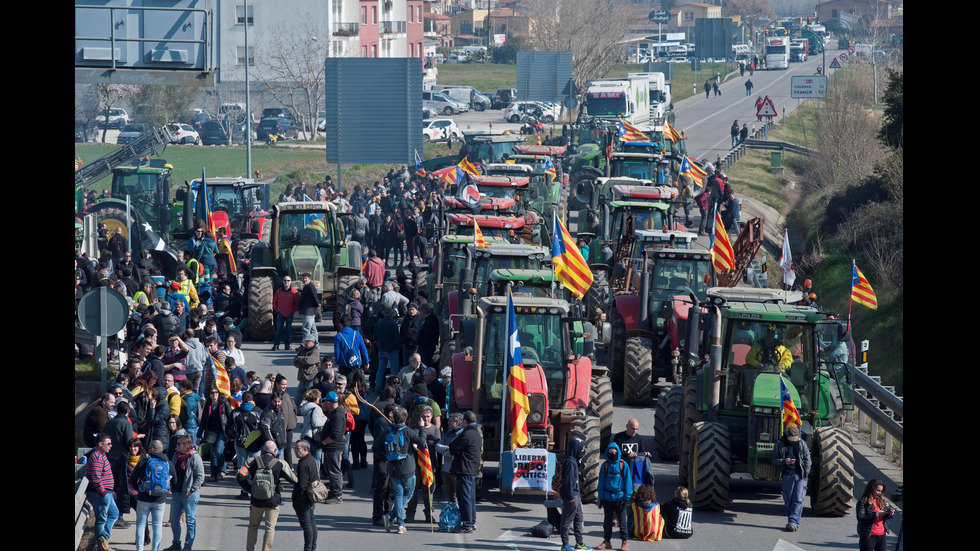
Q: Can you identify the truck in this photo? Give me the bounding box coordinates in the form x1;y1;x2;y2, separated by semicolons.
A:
764;37;791;70
626;72;674;125
790;39;808;62
582;76;650;128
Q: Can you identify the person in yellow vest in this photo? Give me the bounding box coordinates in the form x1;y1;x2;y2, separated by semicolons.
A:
745;327;793;372
133;280;155;312
629;484;665;542
183;250;202;285
173;267;200;310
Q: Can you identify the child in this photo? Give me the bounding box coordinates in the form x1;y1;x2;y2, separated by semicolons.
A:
559;437;591;551
596;443;632;550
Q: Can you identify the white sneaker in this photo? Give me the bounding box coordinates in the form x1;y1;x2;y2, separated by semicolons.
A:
397;525;406;534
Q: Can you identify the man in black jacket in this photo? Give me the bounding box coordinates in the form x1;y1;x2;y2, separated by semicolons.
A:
291;440;319;551
237;440;298;551
297;272;320;342
449;410;482;533
320;391;347;503
259;395;286;456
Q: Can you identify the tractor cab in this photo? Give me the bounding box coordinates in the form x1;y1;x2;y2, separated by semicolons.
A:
608;151;669;184
178;178;269;244
104;161;174;239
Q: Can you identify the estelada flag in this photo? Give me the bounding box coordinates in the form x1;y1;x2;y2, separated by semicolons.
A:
196;179;217;237
551;212;593;299
618;118;650;142
210;352;239;408
543;157;557;181
414;149;426;177
664;120;682;143
458;155;479;176
851;262;878;310
780;377;802;427
630;501;665;541
442;165;464;187
217;236;237;274
506;289;530;449
710;210;735;273
473;218;487;248
679;156;706;188
417;447;434;487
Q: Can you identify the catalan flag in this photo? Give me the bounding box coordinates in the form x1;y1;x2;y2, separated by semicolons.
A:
458;155;479;176
217;235;237;274
618;118;650;142
679;156;706;188
442;165;464;187
303;194;328;235
780;376;802;427
710;209;735;273
417;446;434;487
210;352;240;408
506;289;530;449
473;217;487;248
629;501;666;541
196;179;217;237
543;157;557;181
414;149;426;177
850;262;878;310
551;212;593;299
664;120;682;143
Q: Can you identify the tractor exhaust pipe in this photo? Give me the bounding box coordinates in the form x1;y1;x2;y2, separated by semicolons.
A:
472;304;485;417
684;294;701;382
709;305;723;413
638;252;650;328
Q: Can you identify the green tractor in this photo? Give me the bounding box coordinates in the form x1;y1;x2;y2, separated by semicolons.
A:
421;131;526;174
84;161;177;245
665;287;855;515
246;201;362;340
451;295;609;502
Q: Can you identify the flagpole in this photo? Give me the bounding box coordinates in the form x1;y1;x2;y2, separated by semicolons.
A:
497;285;513;485
551;214;558;299
847;259;855;334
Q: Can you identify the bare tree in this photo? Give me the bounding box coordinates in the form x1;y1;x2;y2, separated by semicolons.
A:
724;0;775;48
95;83;141;143
255;15;328;140
519;0;631;92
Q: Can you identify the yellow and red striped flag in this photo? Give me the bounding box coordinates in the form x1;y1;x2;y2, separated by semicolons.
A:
679;156;707;188
664;120;682;143
780;377;802;427
506;289;530;449
417;447;434;487
551;212;593;299
618;118;650;142
710;210;735;273
850;262;878;310
473;218;487;248
458;155;479;176
210;352;239;408
630;501;665;541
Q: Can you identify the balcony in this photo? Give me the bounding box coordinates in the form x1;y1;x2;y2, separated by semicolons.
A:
333;22;360;37
379;21;406;35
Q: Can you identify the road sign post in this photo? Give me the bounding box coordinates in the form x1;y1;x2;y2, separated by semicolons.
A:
78;287;129;393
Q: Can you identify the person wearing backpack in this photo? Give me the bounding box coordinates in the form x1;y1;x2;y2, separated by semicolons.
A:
596;442;633;551
130;439;175;551
231;391;263;500
164;435;205;551
236;440;298;551
333;315;368;375
381;406;427;534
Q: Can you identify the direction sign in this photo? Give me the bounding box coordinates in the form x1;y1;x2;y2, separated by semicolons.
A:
648;10;670;23
791;75;827;98
757;97;778;118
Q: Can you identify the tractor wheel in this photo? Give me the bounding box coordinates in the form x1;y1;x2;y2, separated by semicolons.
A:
236;238;258;267
585;269;608;322
247;276;275;341
689;421;731;511
89;203;132;240
623;336;654;406
567;172;596;211
607;308;626;390
571;415;602;503
809;426;854;516
678;376;702;484
335;275;360;328
653;385;683;460
588;373;614;448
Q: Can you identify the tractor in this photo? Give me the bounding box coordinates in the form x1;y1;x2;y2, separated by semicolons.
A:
245;201;362;340
422;131;526;174
451;295;610;502
176;177;271;266
84;161;176;247
660;288;855;515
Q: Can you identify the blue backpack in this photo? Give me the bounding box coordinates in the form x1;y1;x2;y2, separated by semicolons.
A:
384;425;409;462
139;456;171;497
438;501;461;533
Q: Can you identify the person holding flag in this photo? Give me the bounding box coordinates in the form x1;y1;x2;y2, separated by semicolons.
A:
772;396;809;532
551;212;593;299
414;149;426;178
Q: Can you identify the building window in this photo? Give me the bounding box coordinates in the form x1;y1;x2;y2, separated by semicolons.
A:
409;43;414;57
236;5;254;25
362;45;368;57
236;46;254;66
361;6;367;24
372;6;377;24
372;44;378;57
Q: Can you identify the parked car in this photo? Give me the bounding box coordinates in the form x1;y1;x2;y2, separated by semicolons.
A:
261;107;298;124
503;101;559;124
75;119;98;142
422;119;463;143
492;88;517;110
422;106;436;120
198;121;229;145
256;117;299;140
188;111;213;133
422;91;469;116
168;123;200;145
117;124;148;144
94;108;130;129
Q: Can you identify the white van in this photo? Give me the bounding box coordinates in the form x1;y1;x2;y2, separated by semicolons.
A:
431;85;491;111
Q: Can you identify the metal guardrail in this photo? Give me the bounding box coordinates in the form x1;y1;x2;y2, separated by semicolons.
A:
850;340;903;465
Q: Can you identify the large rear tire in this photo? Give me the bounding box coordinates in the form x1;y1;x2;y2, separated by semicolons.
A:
588;373;614;448
623;336;654;406
654;385;682;460
678;376;702;484
89;203;132;240
809;426;854;516
247;276;275;341
571;415;601;503
568;172;596;211
689;421;731;511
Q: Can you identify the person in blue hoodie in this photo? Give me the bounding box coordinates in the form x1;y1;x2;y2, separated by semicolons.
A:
559;437;591;551
596;442;632;550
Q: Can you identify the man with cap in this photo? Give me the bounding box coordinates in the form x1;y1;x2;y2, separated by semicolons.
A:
772;424;810;532
400;301;422;365
320;391;347;503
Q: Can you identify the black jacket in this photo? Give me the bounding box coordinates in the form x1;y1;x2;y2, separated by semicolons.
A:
449;423;482;476
856;499;895;538
298;282;320;316
321;405;347;452
560;437;585;500
292;452;320;501
661;497;694;538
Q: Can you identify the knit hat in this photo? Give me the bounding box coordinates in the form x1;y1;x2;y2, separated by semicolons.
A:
412;383;428;396
440;367;453;377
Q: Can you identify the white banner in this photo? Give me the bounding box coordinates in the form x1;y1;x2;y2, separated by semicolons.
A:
511;448;550;490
